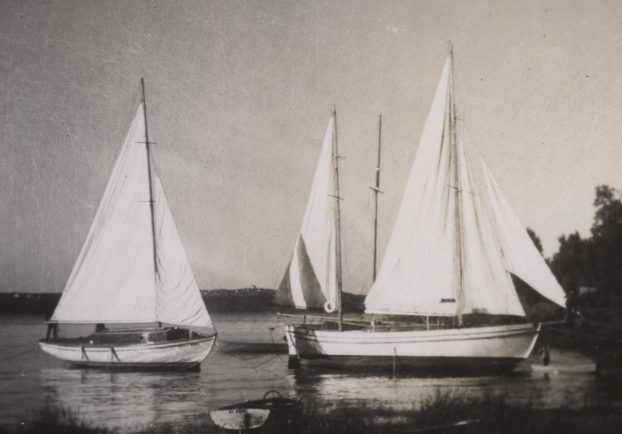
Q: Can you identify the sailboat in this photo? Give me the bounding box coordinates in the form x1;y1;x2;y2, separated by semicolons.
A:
274;108;342;320
39;80;216;370
279;47;566;371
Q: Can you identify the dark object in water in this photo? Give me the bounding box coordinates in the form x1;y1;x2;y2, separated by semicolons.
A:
542;344;550;366
209;390;303;432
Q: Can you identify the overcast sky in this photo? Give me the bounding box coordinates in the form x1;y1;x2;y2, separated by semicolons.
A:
1;0;621;294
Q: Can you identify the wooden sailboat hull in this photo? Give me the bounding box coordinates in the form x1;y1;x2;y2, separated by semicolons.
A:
38;335;216;370
285;323;539;371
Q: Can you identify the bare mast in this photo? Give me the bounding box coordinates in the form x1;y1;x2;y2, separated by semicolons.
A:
332;107;344;331
141;78;159;279
371;115;383;282
448;43;465;326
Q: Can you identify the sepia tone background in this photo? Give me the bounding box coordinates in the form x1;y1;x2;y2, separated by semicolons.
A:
1;0;621;294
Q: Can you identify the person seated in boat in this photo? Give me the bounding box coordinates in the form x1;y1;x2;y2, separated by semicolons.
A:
95;323;107;333
45;321;58;341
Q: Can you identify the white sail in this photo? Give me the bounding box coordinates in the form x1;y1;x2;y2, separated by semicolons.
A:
52;105;156;323
52;104;213;327
365;59;457;316
365;57;525;317
480;160;566;307
456;140;525;316
275;116;338;310
153;177;214;329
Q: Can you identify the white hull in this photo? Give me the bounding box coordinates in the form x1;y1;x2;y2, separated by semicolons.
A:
39;335;216;370
285;323;540;371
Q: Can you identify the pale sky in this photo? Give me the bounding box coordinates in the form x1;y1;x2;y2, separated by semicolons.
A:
1;0;621;294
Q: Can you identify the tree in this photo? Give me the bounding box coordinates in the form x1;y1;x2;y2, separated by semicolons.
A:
549;185;622;323
591;185;622;298
550;231;592;295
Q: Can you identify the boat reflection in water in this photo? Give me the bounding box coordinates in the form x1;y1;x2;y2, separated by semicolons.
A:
289;352;601;417
39;367;207;429
10;315;617;431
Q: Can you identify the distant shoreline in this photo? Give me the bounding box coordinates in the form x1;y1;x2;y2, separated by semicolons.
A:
0;289;366;316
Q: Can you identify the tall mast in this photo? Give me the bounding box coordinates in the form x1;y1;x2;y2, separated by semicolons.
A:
332;106;344;331
141;78;159;278
371;115;382;282
448;43;464;326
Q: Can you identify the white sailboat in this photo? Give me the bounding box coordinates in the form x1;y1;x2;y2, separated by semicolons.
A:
39;80;216;370
274;108;343;319
280;48;566;371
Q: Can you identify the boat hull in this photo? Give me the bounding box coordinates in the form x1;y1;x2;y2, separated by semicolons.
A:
210;395;303;432
285;323;539;372
38;335;216;370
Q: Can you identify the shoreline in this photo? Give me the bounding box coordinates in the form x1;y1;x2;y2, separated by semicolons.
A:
6;394;622;434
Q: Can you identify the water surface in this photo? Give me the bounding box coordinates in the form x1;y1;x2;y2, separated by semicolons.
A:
0;313;619;431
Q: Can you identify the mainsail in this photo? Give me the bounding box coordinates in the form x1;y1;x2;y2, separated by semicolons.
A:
51;104;213;329
275;115;338;311
365;54;530;317
480;160;566;307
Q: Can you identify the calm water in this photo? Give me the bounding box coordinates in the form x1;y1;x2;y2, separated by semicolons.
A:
1;313;620;431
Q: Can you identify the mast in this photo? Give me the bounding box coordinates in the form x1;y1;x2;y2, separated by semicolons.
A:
448;43;464;326
371;115;382;282
141;77;159;279
332;106;344;331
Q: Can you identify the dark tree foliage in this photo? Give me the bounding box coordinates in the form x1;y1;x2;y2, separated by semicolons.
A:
591;185;622;298
550;185;622;322
550;232;593;295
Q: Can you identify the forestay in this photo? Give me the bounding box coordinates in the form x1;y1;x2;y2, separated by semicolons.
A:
275;116;338;311
51;105;213;329
365;56;527;317
480;160;566;307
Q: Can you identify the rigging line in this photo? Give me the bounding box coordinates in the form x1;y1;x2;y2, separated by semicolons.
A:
0;344;38;391
0;342;38;350
212;341;284;378
0;347;37;362
268;327;287;362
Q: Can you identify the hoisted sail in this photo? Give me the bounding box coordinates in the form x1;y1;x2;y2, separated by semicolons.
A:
454;140;525;316
480;160;566;307
153;176;213;328
365;59;457;316
365;55;525;317
275;116;338;310
52;106;156;323
51;104;213;328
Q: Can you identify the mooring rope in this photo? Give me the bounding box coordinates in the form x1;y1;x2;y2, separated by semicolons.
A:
213;340;283;379
0;343;39;391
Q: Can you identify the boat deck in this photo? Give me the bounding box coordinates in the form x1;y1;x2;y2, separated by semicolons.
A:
41;327;212;347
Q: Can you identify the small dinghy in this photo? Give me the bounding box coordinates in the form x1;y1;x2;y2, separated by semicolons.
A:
209;391;303;432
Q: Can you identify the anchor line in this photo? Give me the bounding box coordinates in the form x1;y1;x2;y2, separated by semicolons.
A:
0;343;39;391
213;341;283;380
